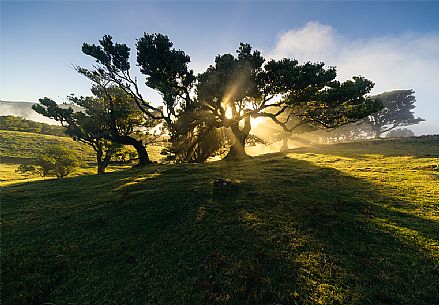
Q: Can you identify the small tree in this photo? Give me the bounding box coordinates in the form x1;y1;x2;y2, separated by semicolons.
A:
33;86;159;173
17;145;80;178
364;90;424;138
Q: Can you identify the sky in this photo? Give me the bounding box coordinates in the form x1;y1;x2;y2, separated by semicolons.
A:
1;0;438;134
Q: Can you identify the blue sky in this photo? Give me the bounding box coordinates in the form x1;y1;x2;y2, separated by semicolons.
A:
1;1;438;134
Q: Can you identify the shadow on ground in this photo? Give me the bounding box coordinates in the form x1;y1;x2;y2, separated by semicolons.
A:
1;153;438;304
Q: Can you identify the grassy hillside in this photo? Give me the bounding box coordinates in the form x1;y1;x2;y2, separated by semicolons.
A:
1;136;438;304
0;130;96;185
0;130;96;163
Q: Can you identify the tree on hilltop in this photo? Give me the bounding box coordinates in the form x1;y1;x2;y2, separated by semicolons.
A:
187;46;382;159
62;34;382;162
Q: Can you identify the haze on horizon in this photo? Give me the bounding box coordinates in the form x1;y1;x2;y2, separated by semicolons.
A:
1;1;438;135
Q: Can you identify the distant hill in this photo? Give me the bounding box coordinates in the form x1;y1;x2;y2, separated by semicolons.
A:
0;115;67;136
0;100;82;125
0;129;95;164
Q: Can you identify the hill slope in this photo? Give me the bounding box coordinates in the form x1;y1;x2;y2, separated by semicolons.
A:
1;136;438;304
0;130;95;163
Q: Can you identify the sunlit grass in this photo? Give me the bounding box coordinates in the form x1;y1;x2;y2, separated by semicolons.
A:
1;136;438;304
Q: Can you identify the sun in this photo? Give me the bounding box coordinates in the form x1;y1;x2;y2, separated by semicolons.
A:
225;106;233;119
224;106;265;128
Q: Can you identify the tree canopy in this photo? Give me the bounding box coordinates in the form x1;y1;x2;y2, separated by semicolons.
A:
183;44;382;159
52;33;383;162
80;34;196;127
16;145;80;178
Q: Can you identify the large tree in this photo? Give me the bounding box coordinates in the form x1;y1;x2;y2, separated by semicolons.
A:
33;86;155;173
78;34;382;161
193;45;382;159
363;90;424;138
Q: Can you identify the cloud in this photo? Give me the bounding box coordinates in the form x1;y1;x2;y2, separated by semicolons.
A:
267;21;439;135
0;101;63;125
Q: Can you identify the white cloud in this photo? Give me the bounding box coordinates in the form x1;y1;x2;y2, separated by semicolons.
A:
267;22;439;135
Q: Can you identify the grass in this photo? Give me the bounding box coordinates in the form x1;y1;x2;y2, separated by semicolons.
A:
0;130;96;163
1;136;438;304
0;130;165;186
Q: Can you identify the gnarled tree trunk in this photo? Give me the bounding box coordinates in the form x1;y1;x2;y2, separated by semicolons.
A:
132;138;151;166
95;142;113;174
224;116;251;160
112;135;151;166
97;151;112;174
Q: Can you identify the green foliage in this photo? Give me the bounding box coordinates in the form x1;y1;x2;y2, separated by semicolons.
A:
2;136;438;304
0;115;66;136
17;145;81;178
33;85;156;170
192;44;382;159
15;164;39;176
111;145;138;162
81;34;195;124
168;112;227;163
79;35;382;162
136;33;196;113
0;130;166;185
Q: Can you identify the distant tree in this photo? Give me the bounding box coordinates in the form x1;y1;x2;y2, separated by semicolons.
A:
16;145;80;178
253;111;317;151
304;122;374;144
33;86;158;173
386;128;416;138
363;90;424;138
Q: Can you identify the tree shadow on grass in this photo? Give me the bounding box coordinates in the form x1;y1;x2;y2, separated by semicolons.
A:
1;155;438;304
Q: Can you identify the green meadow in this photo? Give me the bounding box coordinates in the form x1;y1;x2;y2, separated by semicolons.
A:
1;132;438;304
